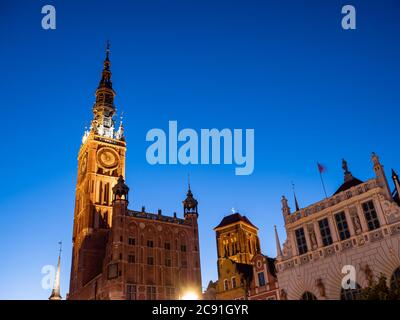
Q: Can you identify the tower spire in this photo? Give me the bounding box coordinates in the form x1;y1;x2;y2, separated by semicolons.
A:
90;41;118;139
98;41;112;89
49;241;62;300
274;225;283;259
392;168;400;198
371;152;391;200
292;182;300;212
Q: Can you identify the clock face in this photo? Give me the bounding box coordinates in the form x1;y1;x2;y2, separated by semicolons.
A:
97;148;119;169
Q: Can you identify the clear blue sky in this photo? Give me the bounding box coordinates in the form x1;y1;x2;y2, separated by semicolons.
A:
0;0;399;299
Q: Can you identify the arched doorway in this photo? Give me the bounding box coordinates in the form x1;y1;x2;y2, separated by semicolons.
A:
300;291;317;300
340;283;362;300
390;267;400;291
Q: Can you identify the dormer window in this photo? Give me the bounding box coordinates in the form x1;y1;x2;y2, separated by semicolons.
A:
295;227;308;255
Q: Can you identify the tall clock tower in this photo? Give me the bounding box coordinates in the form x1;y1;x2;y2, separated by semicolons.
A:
69;43;126;295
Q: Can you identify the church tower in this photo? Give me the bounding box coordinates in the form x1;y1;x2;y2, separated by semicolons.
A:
214;212;260;265
69;43;126;295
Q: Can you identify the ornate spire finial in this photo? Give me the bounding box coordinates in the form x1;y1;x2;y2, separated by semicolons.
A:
91;43;117;138
342;158;353;182
342;159;349;173
49;241;62;300
115;111;125;141
371;152;380;166
281;195;290;217
106;40;110;61
291;182;300;212
98;41;113;89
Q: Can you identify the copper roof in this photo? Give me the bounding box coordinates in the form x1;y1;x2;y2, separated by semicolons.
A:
214;213;258;229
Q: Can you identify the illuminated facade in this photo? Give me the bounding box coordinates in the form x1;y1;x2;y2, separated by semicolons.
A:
213;213;278;300
68;46;201;300
275;155;400;300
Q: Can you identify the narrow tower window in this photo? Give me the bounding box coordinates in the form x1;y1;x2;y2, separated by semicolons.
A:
295;227;308;255
335;212;351;240
318;218;333;246
362;200;380;231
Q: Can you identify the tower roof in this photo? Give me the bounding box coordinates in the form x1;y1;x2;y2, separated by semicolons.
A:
183;175;198;214
112;175;129;198
214;212;258;230
183;188;198;209
98;41;113;90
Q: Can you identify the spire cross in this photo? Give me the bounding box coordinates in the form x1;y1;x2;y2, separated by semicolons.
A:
188;173;191;190
106;40;110;57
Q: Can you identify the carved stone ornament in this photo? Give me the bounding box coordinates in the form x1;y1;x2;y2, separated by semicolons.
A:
282;239;292;258
307;224;318;249
349;206;362;234
379;194;400;223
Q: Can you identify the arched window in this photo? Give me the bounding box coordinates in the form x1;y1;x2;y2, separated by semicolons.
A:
301;291;317;300
390;267;400;291
224;279;229;291
340;283;362;300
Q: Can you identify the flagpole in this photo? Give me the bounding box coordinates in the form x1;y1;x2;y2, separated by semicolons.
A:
318;168;328;199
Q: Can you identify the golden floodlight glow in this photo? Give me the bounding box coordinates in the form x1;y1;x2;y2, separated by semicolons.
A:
181;291;199;300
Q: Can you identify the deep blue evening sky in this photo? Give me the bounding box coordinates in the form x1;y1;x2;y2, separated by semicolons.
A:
0;0;399;299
